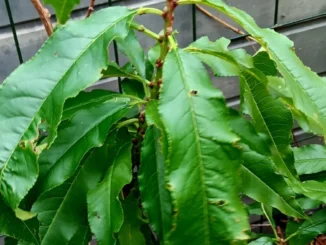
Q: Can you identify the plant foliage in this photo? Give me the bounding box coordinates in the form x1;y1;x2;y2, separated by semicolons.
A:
0;0;326;244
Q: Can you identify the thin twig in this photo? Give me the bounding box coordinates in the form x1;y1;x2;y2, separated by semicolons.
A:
195;4;256;52
196;4;245;35
85;0;96;18
30;0;53;36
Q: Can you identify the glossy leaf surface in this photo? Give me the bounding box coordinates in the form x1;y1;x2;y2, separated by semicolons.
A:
62;90;116;121
118;193;146;245
159;48;249;244
186;36;252;76
240;69;299;185
248;237;274;245
203;0;326;137
117;30;146;79
87;137;132;245
286;209;326;245
139;101;172;244
44;0;80;24
0;198;39;244
0;7;135;209
32;147;108;244
38;98;130;194
294;144;326;175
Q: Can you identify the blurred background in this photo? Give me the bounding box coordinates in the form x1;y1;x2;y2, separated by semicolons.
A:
0;0;326;243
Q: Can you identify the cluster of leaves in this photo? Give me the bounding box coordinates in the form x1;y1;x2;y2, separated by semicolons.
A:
1;0;326;244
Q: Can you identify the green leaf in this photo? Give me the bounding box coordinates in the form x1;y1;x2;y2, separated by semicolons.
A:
148;44;160;66
246;202;263;216
229;109;304;217
44;0;80;24
102;62;146;84
139;115;172;242
186;36;252;76
296;197;322;210
62;90;117;121
267;77;323;136
286;209;326;245
118;193;146;245
158;48;249;244
68;226;91;245
229;109;269;156
301;180;326;203
240;147;304;218
253;51;277;76
87;136;132;245
5;237;18;245
203;0;326;138
0;198;39;244
0;7;135;209
294;145;326;175
0;141;38;210
38;98;130;194
117;30;146;79
122;78;145;99
31;146;108;244
240;69;300;187
248;237;275;245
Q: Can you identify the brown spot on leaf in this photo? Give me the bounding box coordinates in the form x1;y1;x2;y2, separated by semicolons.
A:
190;90;198;96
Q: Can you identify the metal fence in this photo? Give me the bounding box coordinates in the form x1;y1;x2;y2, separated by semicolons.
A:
1;0;326;243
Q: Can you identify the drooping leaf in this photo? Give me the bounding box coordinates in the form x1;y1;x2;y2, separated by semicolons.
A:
117;30;146;79
294;145;326;175
267;77;323;135
0;7;136;209
62;90;117;121
0;141;38;210
87;136;132;245
118;193;146;245
202;0;326;138
158;48;249;244
229;109;269;156
102;62;146;84
240;147;304;218
229;110;303;217
0;198;39;244
286;209;326;245
139;101;172;243
301;180;326;203
38;98;130;194
248;237;275;245
253;51;277;76
31;146;108;244
240;69;300;188
68;226;91;245
186;36;252;76
44;0;80;24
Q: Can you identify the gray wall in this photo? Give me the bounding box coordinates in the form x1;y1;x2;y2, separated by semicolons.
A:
0;2;325;243
0;0;324;159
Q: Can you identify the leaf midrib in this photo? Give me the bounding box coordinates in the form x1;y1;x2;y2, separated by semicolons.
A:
40;154;88;243
42;102;128;185
172;49;210;245
0;11;134;184
241;164;302;218
243;70;297;183
153;129;167;241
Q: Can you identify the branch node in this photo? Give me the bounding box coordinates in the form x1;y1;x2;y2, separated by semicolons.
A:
30;0;53;36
